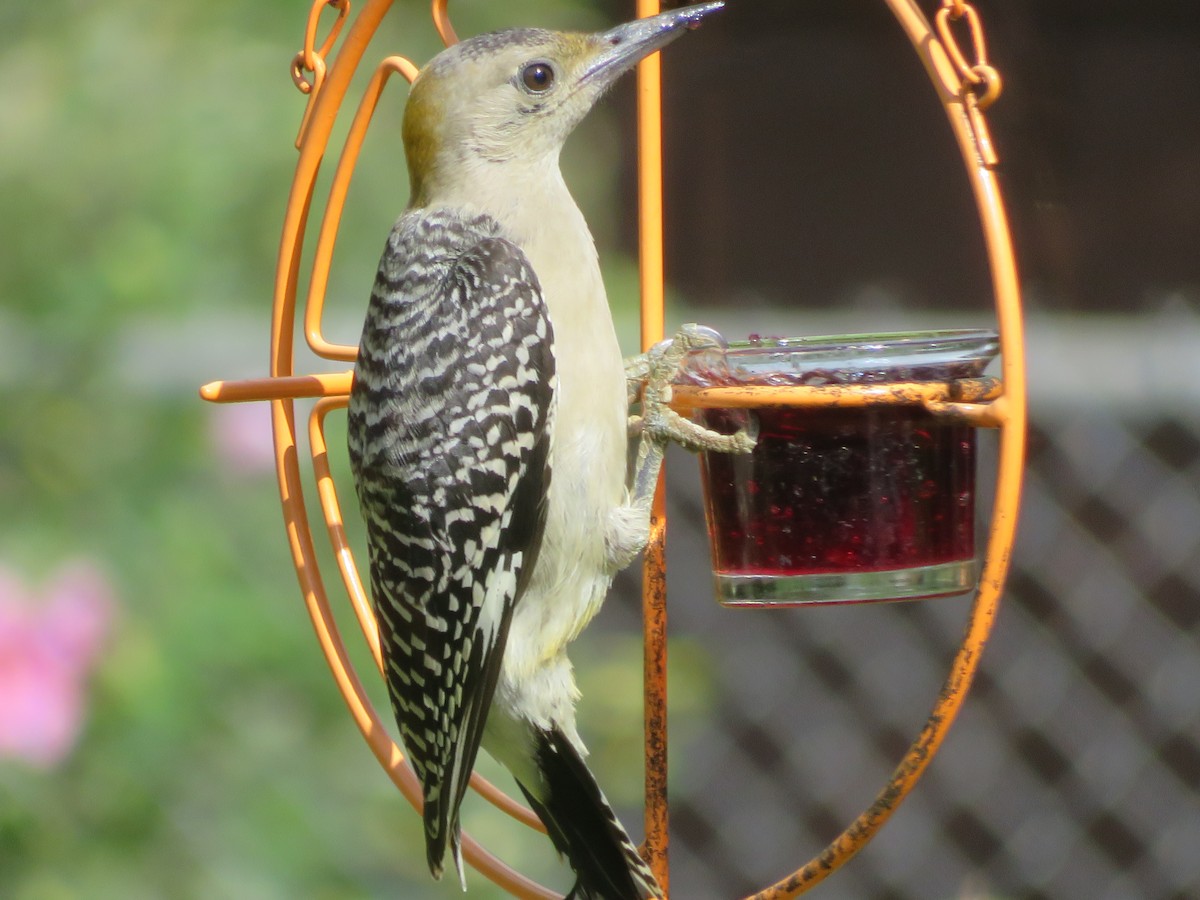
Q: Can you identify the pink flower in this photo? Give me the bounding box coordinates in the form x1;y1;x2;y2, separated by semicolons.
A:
209;402;277;476
0;561;115;769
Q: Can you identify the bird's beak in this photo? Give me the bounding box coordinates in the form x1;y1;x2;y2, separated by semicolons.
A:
582;2;725;88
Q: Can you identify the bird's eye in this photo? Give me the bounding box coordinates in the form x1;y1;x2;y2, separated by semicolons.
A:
521;62;555;93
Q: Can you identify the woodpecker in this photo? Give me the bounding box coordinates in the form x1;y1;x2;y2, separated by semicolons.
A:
347;4;749;897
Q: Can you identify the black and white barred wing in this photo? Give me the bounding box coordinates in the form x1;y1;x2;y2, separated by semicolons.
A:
347;211;554;882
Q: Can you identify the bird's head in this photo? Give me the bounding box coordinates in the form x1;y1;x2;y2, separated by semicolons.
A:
403;1;724;206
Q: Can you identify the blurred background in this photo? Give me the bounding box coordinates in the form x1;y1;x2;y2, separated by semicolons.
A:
1;1;1197;898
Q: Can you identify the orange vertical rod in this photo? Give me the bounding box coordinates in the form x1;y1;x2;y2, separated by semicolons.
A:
637;0;667;350
635;0;670;893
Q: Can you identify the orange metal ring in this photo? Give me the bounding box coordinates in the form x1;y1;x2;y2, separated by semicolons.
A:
201;0;1024;896
969;63;1003;110
291;51;317;94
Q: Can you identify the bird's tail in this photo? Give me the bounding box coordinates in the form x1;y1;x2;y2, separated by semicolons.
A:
516;726;663;900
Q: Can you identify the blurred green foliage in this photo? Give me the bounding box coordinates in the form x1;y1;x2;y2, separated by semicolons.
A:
0;1;710;897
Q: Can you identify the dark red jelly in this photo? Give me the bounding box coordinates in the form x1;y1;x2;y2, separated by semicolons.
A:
697;404;976;578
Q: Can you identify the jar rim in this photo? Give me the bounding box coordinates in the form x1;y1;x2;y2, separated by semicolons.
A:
679;328;1000;385
721;328;999;355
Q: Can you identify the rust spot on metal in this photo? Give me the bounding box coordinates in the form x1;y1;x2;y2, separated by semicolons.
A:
670;377;1002;413
643;477;671;893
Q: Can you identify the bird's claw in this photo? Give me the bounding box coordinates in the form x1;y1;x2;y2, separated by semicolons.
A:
633;323;757;455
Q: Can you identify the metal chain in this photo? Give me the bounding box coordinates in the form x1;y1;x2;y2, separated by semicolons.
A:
934;0;1001;167
935;0;1002;109
291;0;351;96
290;0;352;149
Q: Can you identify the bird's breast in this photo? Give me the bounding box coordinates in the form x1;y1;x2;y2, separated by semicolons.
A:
508;207;629;673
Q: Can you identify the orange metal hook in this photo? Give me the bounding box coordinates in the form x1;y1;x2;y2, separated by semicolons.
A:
432;0;459;47
304;55;420;362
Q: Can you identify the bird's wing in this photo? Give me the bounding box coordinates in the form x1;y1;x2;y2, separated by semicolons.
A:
348;210;555;881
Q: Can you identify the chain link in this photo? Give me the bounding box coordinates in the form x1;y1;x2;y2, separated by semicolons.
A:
292;0;351;95
932;0;1002;167
935;0;1001;109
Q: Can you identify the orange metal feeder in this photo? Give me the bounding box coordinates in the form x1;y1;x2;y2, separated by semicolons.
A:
200;1;1026;896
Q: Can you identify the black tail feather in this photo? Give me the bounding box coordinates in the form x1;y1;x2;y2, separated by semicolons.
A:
517;726;662;900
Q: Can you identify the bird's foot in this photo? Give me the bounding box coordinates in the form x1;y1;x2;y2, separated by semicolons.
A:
636;323;757;455
616;326;757;565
